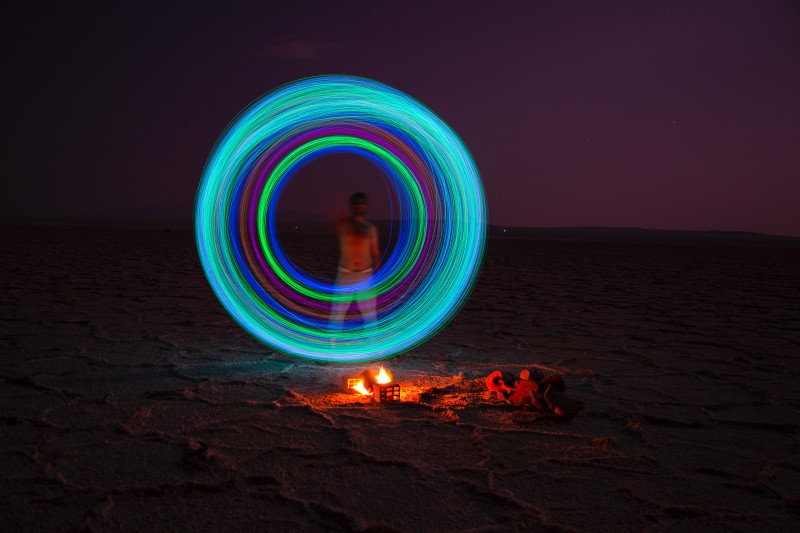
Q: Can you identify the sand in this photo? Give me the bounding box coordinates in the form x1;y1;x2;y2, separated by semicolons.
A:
1;223;799;532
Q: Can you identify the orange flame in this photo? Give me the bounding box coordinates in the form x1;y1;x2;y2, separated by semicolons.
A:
353;380;371;395
375;366;392;384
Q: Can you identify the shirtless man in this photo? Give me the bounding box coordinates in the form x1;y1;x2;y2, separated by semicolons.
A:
329;193;379;329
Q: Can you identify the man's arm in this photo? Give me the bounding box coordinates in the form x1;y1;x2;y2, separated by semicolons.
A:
370;226;380;270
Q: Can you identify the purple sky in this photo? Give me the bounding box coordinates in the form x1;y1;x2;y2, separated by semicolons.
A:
5;1;800;235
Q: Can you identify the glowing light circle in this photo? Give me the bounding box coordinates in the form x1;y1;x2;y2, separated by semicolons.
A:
195;75;486;362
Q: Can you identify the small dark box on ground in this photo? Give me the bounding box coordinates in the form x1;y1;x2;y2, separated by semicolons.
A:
373;382;400;402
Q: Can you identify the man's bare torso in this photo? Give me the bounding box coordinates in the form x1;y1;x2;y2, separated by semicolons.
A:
339;219;377;272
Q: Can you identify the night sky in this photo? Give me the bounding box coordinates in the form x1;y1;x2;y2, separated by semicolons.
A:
5;1;800;235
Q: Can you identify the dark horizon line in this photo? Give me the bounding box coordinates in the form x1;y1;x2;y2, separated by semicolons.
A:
2;215;799;241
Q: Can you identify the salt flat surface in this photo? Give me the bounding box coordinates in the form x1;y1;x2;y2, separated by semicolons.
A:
1;225;799;531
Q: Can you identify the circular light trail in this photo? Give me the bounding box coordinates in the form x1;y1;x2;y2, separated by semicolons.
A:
195;75;486;362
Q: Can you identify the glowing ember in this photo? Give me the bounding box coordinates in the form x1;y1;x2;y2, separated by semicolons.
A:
375;367;392;384
353;380;371;395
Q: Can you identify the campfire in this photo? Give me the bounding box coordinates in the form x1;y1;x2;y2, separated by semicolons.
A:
343;366;401;402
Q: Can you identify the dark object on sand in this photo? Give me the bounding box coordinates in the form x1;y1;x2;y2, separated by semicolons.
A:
485;370;515;400
487;369;577;417
508;370;538;404
539;374;565;392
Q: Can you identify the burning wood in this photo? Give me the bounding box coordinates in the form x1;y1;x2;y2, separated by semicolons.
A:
352;380;372;395
342;366;401;402
374;366;392;384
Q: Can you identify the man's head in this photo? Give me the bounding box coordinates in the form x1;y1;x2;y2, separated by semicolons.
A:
350;192;368;217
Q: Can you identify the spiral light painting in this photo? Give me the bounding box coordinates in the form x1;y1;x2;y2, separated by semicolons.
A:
195;75;486;362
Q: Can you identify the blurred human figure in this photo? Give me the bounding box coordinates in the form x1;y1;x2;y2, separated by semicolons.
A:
329;193;379;330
